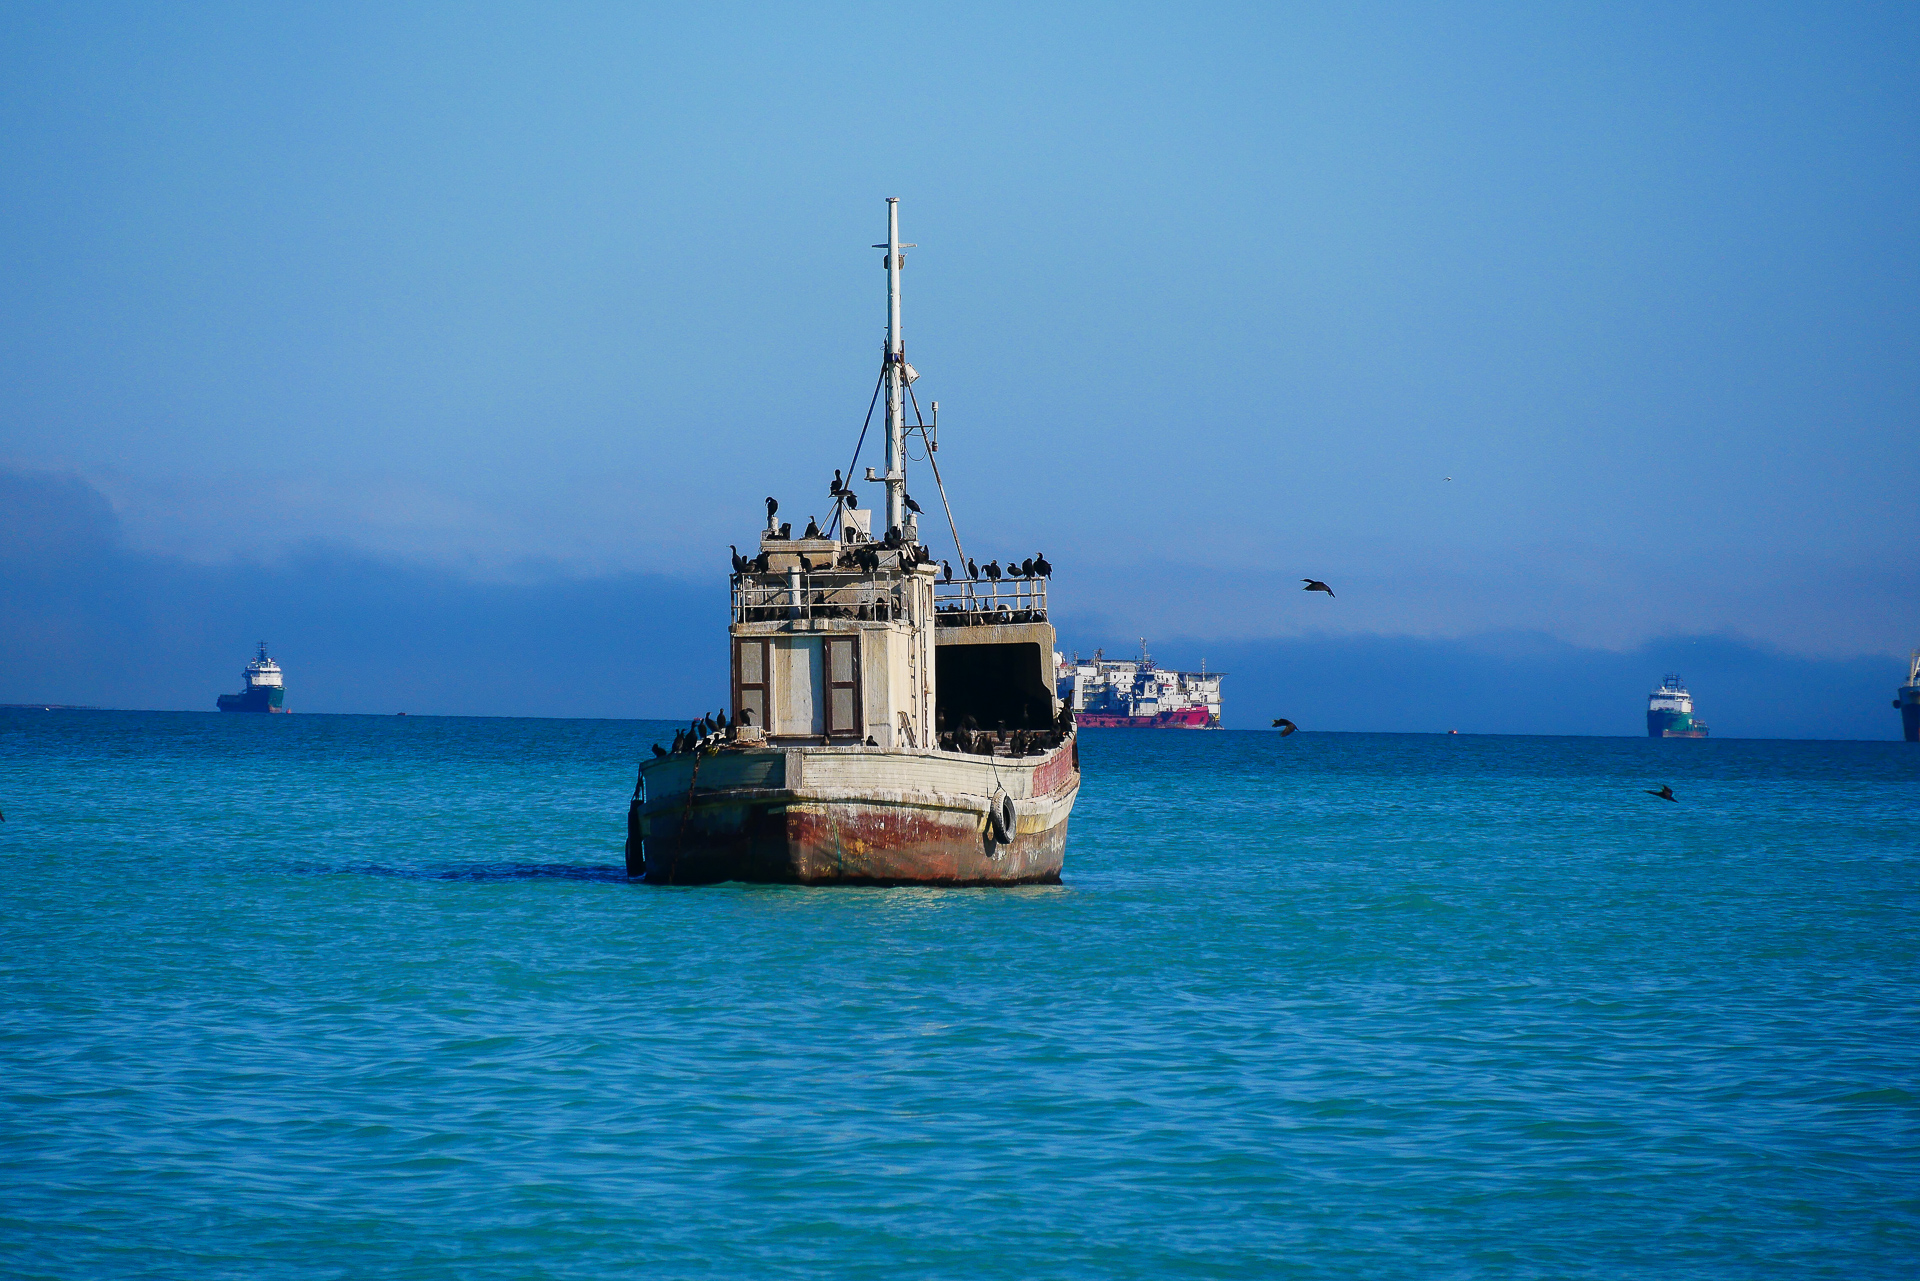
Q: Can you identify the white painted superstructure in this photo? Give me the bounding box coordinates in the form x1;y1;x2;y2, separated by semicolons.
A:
243;643;283;689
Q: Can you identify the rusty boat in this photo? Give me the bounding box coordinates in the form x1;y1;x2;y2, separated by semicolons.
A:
626;199;1079;885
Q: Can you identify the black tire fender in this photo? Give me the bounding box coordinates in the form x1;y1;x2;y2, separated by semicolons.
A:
988;791;1016;845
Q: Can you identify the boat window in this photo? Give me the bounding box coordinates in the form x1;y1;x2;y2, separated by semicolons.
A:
825;636;861;739
937;642;1053;731
734;639;770;732
774;637;826;737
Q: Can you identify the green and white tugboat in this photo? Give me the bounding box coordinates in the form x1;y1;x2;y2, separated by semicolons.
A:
217;642;287;714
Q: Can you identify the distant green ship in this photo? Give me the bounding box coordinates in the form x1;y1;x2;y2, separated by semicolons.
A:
1647;675;1706;738
217;642;287;713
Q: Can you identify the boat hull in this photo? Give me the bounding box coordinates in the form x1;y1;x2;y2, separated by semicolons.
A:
1075;708;1213;728
629;739;1078;886
217;686;286;713
1647;710;1705;738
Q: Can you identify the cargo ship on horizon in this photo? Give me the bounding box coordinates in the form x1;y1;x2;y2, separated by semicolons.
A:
1059;641;1223;728
217;642;287;713
1647;674;1706;738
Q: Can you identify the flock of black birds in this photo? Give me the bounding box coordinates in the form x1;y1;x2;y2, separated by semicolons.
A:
935;603;1046;627
734;497;1059;594
654;709;748;758
936;554;1052;583
936;703;1076;758
650;705;1075;760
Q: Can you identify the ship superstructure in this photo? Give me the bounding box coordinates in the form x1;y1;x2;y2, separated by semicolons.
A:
1059;641;1223;728
217;642;287;713
1894;650;1919;742
626;199;1078;885
1647;674;1706;738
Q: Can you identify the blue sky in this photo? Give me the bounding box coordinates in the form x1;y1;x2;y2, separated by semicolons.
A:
3;2;1917;720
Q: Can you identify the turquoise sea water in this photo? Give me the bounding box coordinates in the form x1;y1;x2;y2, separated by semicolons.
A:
2;710;1916;1279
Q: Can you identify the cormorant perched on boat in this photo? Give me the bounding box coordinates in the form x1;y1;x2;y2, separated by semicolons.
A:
1005;561;1023;578
670;729;686;754
703;713;717;734
1033;552;1051;578
941;560;953;582
966;557;978;580
730;545;747;574
751;551;771;573
1646;784;1677;802
766;496;778;523
651;743;668;758
904;493;922;515
778;522;792;539
1020;557;1036;578
1272;718;1297;736
985;560;1001;581
829;469;845;497
1302;578;1335;597
804;517;821;539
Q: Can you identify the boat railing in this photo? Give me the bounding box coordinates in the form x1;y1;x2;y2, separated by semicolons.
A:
731;571;918;625
932;578;1048;627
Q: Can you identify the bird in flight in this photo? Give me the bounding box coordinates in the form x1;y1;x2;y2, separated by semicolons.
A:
1444;476;1452;481
1645;784;1677;802
1272;718;1297;736
1302;579;1335;597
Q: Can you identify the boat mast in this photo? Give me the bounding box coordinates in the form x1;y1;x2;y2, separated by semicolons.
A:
881;198;908;537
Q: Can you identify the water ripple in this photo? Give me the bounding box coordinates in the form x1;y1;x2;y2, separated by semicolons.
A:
1;713;1916;1278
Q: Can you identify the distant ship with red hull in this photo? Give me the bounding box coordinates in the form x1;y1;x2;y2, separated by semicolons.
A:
1073;707;1213;729
1059;641;1223;729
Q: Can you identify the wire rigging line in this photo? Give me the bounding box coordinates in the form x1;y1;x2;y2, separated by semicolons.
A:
827;367;888;538
906;383;967;571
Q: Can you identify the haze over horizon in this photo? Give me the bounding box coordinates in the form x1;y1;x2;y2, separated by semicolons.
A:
3;2;1916;728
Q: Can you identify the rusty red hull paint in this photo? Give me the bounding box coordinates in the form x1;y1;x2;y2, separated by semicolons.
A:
628;738;1079;887
1075;708;1212;728
635;797;1069;886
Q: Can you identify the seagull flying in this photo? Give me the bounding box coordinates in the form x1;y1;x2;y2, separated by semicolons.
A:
1302;579;1335;598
